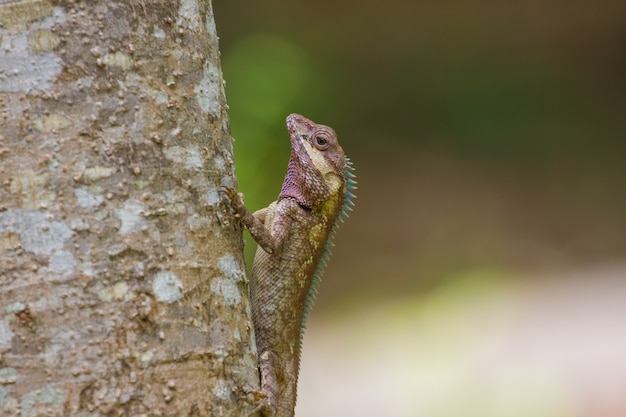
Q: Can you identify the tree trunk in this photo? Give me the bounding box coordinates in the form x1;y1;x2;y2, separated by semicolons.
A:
0;1;258;416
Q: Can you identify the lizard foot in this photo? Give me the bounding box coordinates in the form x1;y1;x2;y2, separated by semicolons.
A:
221;187;242;213
241;390;275;417
247;401;275;417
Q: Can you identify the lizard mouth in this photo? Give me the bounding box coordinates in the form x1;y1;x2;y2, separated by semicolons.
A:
286;113;315;159
286;113;315;139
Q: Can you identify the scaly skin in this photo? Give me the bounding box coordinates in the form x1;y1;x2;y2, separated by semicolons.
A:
225;114;355;417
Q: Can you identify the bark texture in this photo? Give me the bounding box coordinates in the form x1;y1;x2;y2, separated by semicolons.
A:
0;0;258;416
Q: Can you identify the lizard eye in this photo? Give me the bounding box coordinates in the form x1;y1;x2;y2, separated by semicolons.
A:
314;135;329;150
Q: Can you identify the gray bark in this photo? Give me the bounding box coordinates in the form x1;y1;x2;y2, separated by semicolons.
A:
0;1;258;416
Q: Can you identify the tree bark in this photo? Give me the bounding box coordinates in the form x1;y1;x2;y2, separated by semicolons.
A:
0;1;258;416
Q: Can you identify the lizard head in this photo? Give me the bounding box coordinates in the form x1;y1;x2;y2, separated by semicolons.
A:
279;114;347;208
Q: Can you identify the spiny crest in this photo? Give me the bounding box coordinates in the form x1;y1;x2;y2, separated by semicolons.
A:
301;157;357;329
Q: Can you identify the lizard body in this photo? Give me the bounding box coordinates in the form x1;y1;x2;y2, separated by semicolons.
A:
225;114;355;417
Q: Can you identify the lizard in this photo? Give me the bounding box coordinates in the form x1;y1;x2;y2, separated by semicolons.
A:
224;113;356;417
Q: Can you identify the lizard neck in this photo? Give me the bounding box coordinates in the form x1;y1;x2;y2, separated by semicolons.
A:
279;157;332;208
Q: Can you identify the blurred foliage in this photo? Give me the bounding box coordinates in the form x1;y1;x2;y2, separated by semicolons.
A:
215;0;626;292
216;0;625;163
223;34;330;201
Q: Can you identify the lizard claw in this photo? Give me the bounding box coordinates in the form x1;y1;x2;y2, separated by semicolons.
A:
221;186;243;217
247;400;274;417
220;186;240;202
240;389;274;417
248;401;276;417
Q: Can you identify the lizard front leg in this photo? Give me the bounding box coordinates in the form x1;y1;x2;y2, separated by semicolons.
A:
222;188;278;254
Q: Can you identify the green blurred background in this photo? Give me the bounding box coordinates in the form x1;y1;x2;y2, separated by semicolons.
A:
214;1;626;416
